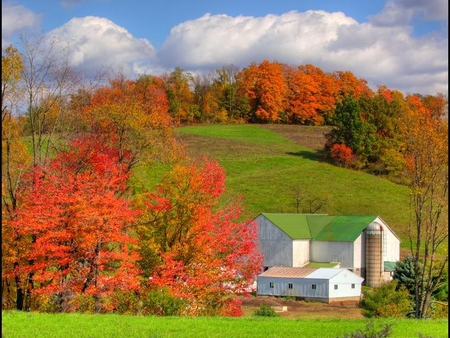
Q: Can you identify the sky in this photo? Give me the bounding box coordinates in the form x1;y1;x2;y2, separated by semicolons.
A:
2;0;448;96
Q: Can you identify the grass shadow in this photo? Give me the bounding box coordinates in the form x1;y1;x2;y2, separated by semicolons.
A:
287;149;330;163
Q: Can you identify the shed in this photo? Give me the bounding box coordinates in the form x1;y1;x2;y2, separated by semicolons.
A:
257;266;364;303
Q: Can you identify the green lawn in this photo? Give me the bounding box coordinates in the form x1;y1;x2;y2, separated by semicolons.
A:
2;311;447;338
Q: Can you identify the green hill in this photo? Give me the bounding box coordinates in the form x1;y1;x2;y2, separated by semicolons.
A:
173;124;411;248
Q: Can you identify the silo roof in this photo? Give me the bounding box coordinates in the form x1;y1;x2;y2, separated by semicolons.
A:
261;213;378;242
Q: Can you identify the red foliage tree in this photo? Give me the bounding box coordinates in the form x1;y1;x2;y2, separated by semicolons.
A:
137;158;262;316
3;135;141;312
330;143;354;167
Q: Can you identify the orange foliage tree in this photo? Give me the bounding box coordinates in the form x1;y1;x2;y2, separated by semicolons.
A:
333;70;373;101
84;75;177;171
2;135;141;312
238;60;286;122
284;64;337;125
137;158;262;316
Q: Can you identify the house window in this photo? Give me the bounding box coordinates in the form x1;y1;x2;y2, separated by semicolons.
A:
334;284;338;290
312;284;316;290
288;283;293;289
351;284;355;289
270;282;274;288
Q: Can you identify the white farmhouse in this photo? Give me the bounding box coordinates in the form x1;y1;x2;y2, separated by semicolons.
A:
257;266;364;302
255;213;401;287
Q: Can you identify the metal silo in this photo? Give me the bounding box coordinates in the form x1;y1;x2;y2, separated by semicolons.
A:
365;222;383;287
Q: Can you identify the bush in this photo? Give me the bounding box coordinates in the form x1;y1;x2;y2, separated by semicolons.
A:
253;305;279;317
107;290;142;315
360;281;413;318
339;321;392;338
330;143;354;167
141;288;185;316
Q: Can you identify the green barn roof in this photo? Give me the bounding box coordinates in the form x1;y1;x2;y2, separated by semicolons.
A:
261;213;378;242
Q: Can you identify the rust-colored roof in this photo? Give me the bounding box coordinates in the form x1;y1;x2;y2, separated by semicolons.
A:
258;267;317;278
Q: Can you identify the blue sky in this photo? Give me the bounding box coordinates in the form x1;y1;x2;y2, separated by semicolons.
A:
2;0;448;95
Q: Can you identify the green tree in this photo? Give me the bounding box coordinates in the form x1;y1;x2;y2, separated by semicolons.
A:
359;87;406;176
393;256;420;297
325;97;376;167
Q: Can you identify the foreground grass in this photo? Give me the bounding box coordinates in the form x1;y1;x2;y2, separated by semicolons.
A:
2;311;447;338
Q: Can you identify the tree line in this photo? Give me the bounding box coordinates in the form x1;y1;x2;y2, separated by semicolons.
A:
2;37;448;318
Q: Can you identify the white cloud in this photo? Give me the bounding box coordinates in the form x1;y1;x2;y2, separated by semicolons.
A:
45;16;159;77
369;0;448;27
158;10;447;95
158;11;356;69
2;2;42;47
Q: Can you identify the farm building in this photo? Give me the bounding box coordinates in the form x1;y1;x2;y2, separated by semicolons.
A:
257;266;364;302
255;213;401;287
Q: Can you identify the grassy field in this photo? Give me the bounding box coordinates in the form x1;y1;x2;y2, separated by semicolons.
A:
2;311;448;338
170;124;412;246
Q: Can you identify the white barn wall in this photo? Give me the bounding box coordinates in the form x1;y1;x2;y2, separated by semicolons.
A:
257;215;293;267
292;240;310;267
382;230;400;262
327;273;363;299
376;217;401;262
353;235;364;276
257;277;328;298
310;242;354;267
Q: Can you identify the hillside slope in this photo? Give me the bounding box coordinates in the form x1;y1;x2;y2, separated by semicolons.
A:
175;124;411;247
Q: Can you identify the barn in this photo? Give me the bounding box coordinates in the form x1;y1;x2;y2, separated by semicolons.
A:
255;213;401;286
257;266;364;303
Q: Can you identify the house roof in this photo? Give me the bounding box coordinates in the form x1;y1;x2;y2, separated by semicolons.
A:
260;213;379;242
258;267;364;282
306;268;363;281
258;266;317;278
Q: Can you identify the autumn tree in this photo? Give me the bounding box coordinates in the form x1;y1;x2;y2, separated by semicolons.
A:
19;35;81;166
1;44;30;212
163;67;194;124
238;60;286;123
399;94;448;318
2;135;141;312
84;74;178;171
421;93;448;119
2;45;23;120
192;72;220;123
136;158;262;316
333;70;373;102
214;64;250;122
359;86;407;177
284;64;337;125
1;45;33;309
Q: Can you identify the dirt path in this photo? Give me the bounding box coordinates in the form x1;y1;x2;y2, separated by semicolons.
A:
240;295;364;319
